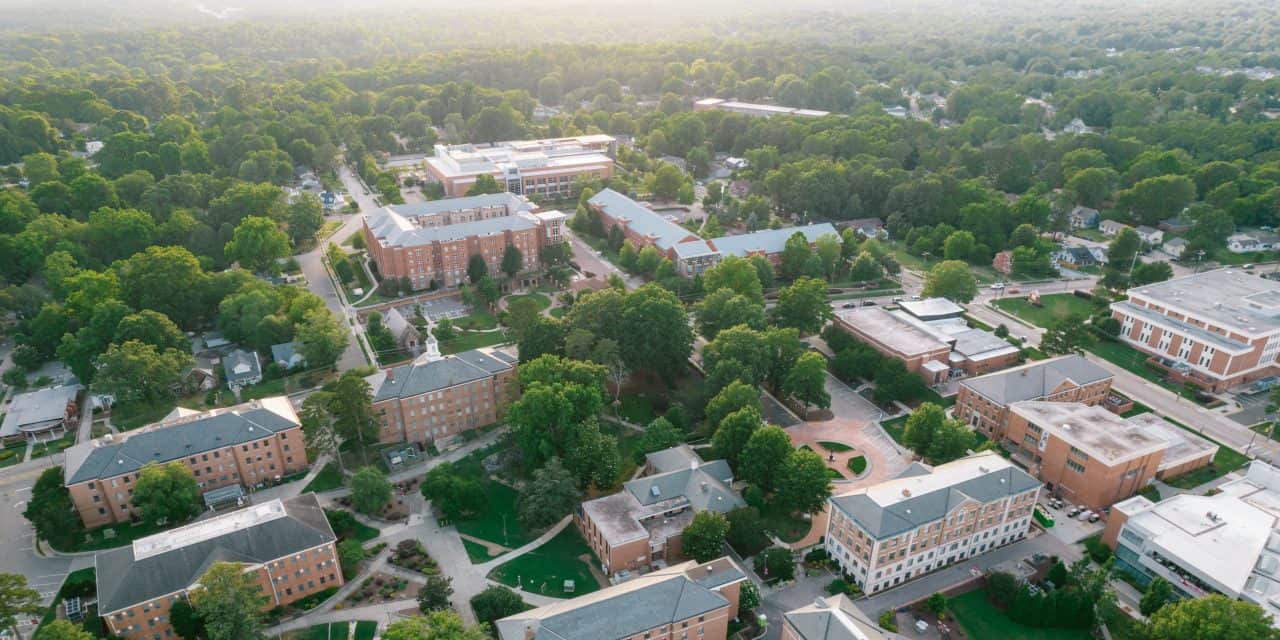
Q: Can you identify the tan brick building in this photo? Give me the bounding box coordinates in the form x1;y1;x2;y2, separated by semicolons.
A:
495;557;747;640
1004;402;1215;510
95;493;342;640
63;397;307;529
365;344;517;449
424;135;615;197
953;355;1113;441
577;445;744;576
362;192;567;291
832;307;954;384
781;594;896;640
826;452;1041;595
1111;268;1280;392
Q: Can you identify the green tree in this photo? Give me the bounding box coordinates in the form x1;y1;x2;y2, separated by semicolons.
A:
754;547;795;582
650;164;685;200
169;599;204;640
501;244;523;280
703;255;765;304
784;352;831;415
927;419;977;464
69;173;119;217
815;233;843;279
682;511;730;562
779;232;812;280
1065;167;1116;208
772;277;833;335
713;406;764;466
132;461;202;525
23;466;83;550
776;448;832;514
619;284;693;380
285;194;324;246
422;464;486;519
517;457;581;530
338;539;366;576
470;586;528;627
114;310;188;354
943;230;976;262
739;425;794;493
418;574;454;612
296;308;347;369
1041;314;1097;355
926;592;948;617
902;403;946;459
115;246;210;329
639;417;684;453
695;288;765;339
1132;261;1174;286
1148;594;1280;640
726;507;772;557
468;174;504;196
467;253;489;284
706;381;762;428
382;612;488;640
1108;227;1142;265
635;246;662;275
848;252;883;282
922;260;978;302
1140;576;1174;617
34;618;92;640
349;466;392;515
21;152;59;187
1118;175;1197;225
224;216;290;272
94;340;191;403
0;573;40;640
190;562;268;640
518;317;565;363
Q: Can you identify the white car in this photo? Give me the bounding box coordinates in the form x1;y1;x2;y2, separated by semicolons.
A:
1078;510;1094;521
990;282;1006;290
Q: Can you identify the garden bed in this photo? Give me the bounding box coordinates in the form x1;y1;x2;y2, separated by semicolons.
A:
387;539;440;575
343;573;417;606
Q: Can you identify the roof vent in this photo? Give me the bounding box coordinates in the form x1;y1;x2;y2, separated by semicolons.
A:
700;482;709;493
650;486;661;497
707;566;714;574
978;466;989;473
902;489;911;497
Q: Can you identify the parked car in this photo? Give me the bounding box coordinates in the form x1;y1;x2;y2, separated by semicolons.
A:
1088;513;1101;523
1078;510;1094;521
862;300;878;306
892;296;904;303
842;302;857;309
990;282;1006;290
1067;506;1082;517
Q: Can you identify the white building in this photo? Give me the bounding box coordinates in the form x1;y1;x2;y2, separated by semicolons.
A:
825;452;1041;594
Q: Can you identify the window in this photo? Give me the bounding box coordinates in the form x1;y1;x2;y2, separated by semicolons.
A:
1066;459;1086;474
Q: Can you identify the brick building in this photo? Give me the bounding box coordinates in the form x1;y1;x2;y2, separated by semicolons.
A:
825;452;1040;595
63;397;307;529
1004;402;1216;510
832;307;954;384
1110;268;1280;391
95;494;341;640
365;342;517;449
587;188;703;259
495;557;747;640
424;135;615;197
953;355;1113;441
577;445;743;576
362;192;566;290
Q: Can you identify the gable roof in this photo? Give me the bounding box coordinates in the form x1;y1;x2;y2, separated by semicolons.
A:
95;493;335;614
830;452;1040;539
709;224;839;258
494;558;746;640
959;355;1112;406
368;348;515;402
270;342;304;367
588;189;698;251
783;594;894;640
66;397;300;485
222;349;261;383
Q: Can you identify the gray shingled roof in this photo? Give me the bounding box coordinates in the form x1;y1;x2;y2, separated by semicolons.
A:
625;459;743;514
588;188;697;250
958;355;1111;405
222;349;261;384
831;465;1040;539
95;494;335;614
386;192;529;218
370;349;514;402
495;562;746;640
67;402;299;485
367;209;537;248
709;223;839;258
784;594;894;640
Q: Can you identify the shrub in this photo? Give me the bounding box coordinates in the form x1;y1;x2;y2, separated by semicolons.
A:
878;610;897;632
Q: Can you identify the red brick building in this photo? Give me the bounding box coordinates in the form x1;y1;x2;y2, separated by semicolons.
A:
953;355;1114;441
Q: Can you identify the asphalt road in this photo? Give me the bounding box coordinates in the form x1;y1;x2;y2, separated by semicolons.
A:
0;464;78;637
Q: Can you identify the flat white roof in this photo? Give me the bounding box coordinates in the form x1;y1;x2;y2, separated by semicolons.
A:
863;452;1018;508
898;297;965;320
132;499;290;560
1008;401;1168;465
1127;268;1280;336
835;307;950;357
1125;412;1219;471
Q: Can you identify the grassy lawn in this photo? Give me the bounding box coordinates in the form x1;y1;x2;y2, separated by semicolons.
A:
455;309;498;331
1162;444;1250;489
759;500;814;543
36;567;97;633
448;452;535;548
487;526;602;598
463;538;503;564
614;393;658;425
880;415;908;445
847;456;867;474
0;440;25;468
353;621;377;640
991;294;1094;329
603;421;646;489
439;329;510;354
505;293;552;310
549;307;566;318
52;520;170;553
818;441;854;452
1085;339;1167;385
28;431;75;459
111;398;178;431
302;462;345;493
950;589;1092;640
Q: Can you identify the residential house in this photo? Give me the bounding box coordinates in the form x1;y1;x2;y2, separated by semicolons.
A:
222;349;263;392
1068;206;1100;229
1159;217;1193;233
1135;225;1164;246
781;595;898;640
1163;237;1188;259
382;307;423;355
495;557;748;640
1099;220;1131;237
0;385;81;443
270;342;306;371
96;494;342;640
1228;230;1280;254
1055;247;1098;269
847;218;888;240
577;445;744;576
63;397;307;528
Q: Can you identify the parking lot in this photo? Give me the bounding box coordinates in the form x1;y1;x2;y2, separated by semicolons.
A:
1041;499;1105;544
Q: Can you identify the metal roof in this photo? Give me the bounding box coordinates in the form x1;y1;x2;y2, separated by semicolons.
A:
709;224;839;258
958;355;1112;405
588;189;698;251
